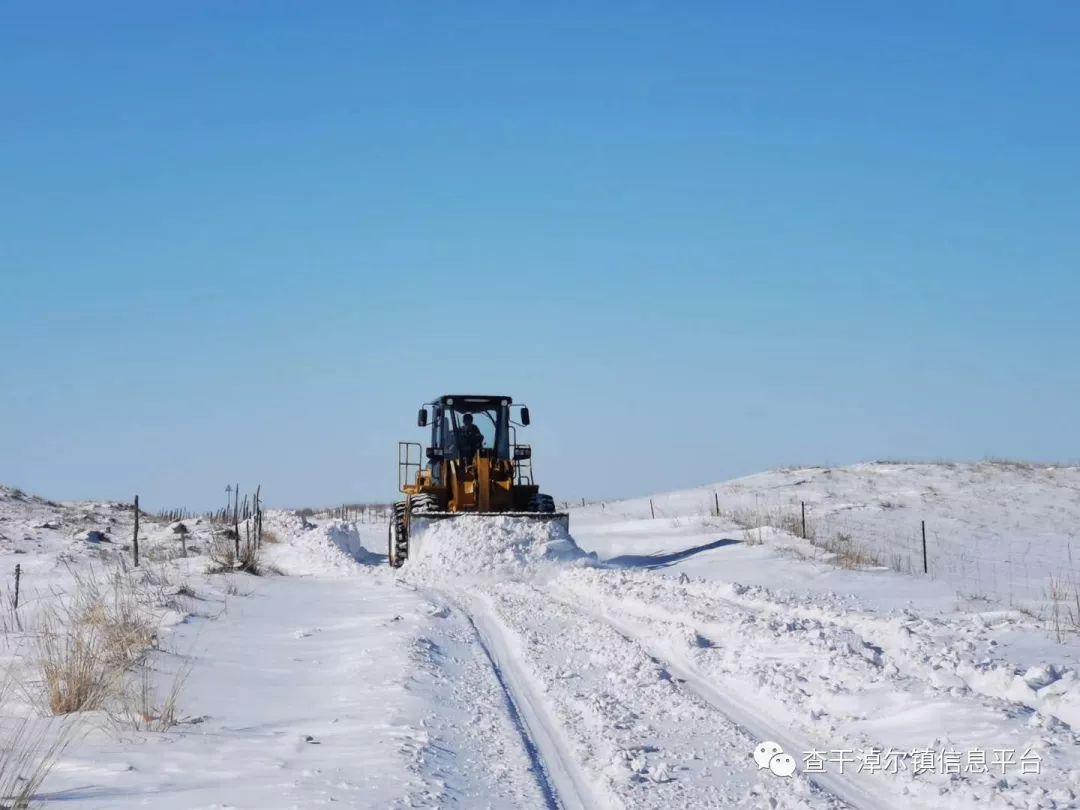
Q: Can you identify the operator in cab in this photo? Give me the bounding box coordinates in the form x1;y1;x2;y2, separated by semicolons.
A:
458;413;485;458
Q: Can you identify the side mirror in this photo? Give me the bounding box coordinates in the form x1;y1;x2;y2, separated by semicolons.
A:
417;408;428;427
513;446;532;461
520;407;530;426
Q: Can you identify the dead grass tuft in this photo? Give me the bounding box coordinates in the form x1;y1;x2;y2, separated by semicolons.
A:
116;665;188;732
0;715;71;808
36;617;116;715
31;560;184;721
208;531;263;576
1045;575;1080;643
815;531;883;570
725;505;885;570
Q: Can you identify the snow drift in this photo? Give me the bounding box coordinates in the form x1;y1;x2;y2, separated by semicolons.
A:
262;511;383;574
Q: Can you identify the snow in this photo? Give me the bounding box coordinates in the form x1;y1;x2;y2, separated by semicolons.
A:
2;462;1079;809
570;462;1080;605
405;514;588;579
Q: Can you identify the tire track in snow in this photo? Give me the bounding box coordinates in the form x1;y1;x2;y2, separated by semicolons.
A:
549;588;896;810
442;582;849;809
552;571;1080;809
567;569;1080;736
437;590;604;810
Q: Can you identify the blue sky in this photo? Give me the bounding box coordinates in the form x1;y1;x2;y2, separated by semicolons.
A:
2;2;1078;510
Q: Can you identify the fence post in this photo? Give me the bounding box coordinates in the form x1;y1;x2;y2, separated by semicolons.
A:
133;495;140;567
650;499;655;519
921;520;928;574
13;564;20;610
714;492;720;517
801;501;806;539
234;484;241;560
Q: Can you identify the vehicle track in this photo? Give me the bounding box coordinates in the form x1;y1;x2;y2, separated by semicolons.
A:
550;588;894;810
559;569;1080;731
437;589;604;810
437;581;854;809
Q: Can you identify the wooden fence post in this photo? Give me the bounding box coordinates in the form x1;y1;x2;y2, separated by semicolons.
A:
921;520;928;574
650;499;655;519
801;501;806;539
234;484;241;560
255;485;262;548
714;492;720;517
133;495;140;567
13;564;20;610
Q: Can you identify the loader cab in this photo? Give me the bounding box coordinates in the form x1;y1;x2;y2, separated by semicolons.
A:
420;395;518;484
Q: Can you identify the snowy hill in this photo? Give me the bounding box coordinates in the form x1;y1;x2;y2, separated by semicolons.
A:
572;461;1080;605
1;464;1079;809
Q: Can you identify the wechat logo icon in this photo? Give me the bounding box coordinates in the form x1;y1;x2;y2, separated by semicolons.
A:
752;741;796;777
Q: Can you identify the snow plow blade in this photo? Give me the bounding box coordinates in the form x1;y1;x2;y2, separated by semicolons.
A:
412;511;569;534
404;511;570;565
414;511;569;522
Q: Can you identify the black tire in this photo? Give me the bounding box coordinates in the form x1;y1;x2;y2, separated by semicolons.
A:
410;494;440;514
388;502;408;568
528;493;556;513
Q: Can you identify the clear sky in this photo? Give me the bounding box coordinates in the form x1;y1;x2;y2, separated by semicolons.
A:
3;2;1078;511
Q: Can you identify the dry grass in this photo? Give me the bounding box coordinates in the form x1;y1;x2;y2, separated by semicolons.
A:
34;563;155;715
259;529;281;545
1045;575;1080;643
36;617;115;715
890;553;916;575
740;527;765;546
727;505;815;540
207;532;238;573
208;530;263;576
1;586;25;635
0;715;70;808
725;505;886;569
31;561;183;720
116;665;188;732
236;539;262;575
222;577;252;597
0;672;73;808
814;531;883;570
67;568;155;667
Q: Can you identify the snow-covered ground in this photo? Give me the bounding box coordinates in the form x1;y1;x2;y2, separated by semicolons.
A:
2;462;1078;808
572;462;1080;605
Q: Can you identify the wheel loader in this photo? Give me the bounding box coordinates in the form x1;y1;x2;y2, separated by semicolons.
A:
388;394;567;567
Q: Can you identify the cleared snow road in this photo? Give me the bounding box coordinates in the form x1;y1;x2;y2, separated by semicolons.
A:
424;577;847;810
456;592;605;810
400;510;1080;809
556;590;891;810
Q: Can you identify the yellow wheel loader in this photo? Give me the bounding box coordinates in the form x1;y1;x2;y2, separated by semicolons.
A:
389;394;568;567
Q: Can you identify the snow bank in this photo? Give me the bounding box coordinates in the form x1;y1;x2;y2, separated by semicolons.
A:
405;515;591;579
262;511;382;576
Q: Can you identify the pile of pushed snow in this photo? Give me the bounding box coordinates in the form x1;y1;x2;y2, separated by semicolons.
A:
405;515;590;579
262;511;382;575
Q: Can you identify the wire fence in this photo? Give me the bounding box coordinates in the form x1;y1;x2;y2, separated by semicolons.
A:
570;481;1080;609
